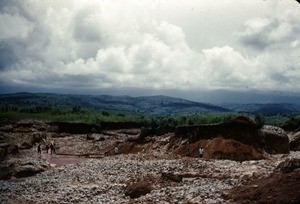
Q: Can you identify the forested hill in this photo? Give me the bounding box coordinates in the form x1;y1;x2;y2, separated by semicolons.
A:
0;93;230;115
221;103;300;115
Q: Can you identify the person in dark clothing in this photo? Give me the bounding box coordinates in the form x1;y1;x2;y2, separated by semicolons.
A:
53;143;56;154
46;144;49;154
50;143;54;155
37;144;41;155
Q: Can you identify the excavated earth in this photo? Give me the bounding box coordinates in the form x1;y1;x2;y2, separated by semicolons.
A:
0;120;300;204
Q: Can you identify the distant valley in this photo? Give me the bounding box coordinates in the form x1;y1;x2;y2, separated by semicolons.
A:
0;92;300;116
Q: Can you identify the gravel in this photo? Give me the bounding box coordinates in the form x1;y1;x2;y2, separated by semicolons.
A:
1;152;299;204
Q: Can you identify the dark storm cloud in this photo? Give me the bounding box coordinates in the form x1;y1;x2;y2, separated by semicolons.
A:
239;19;278;50
0;44;18;70
0;0;300;95
240;34;270;50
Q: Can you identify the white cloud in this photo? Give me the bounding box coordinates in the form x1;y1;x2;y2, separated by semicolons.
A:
0;0;300;94
239;8;300;50
200;46;264;90
0;13;34;41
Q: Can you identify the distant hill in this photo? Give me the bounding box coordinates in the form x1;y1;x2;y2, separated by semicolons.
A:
221;103;300;115
0;93;230;115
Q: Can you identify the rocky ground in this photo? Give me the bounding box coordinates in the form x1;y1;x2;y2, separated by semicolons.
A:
0;120;300;203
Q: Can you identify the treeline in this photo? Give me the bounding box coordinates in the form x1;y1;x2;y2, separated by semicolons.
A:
1;103;300;132
0;104;144;124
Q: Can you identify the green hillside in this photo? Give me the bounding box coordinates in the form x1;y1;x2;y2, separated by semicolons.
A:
0;93;230;115
221;103;300;115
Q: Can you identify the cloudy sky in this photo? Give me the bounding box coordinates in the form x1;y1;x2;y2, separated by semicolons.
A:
0;0;300;101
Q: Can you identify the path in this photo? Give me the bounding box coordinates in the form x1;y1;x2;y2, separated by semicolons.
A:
41;152;87;167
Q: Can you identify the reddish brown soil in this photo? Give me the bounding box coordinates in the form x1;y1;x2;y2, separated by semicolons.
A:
224;169;300;204
204;137;264;161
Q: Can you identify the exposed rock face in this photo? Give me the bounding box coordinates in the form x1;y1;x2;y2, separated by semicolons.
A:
19;142;33;150
0;165;13;180
0;159;48;180
261;125;289;154
101;122;143;130
125;181;152;199
275;158;300;174
13;163;45;178
52;122;142;134
175;116;262;149
204;137;264;161
52;122;102;134
289;131;300;151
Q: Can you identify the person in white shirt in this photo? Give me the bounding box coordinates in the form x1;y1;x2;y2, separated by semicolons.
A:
199;147;204;158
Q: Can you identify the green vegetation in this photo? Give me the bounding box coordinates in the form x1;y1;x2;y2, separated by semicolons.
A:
1;103;299;130
0;104;147;124
0;93;299;130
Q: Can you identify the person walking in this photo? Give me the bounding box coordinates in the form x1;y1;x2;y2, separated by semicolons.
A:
50;143;54;155
37;143;41;155
46;144;49;154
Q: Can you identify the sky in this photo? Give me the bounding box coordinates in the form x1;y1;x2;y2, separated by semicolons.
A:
0;0;300;102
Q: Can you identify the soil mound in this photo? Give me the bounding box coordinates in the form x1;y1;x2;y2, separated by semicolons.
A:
289;131;300;151
125;181;152;199
224;169;300;204
204;137;264;161
175;116;262;149
261;125;290;154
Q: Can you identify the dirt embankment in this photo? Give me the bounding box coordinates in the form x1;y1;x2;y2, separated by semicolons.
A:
1;118;299;203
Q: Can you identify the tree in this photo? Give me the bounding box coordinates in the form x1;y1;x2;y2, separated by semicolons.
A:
255;113;265;128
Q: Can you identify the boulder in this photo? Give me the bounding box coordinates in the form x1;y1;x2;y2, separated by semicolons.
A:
19;142;33;150
261;125;289;154
7;144;19;155
161;172;183;182
0;165;13;180
289;131;300;151
275;158;300;174
204;137;264;161
30;132;46;144
0;143;9;162
125;181;152;199
13;162;46;178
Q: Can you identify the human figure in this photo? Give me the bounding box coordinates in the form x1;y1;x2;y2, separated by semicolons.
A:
37;144;41;155
53;143;56;154
46;144;49;154
50;143;54;155
114;146;119;155
199;147;204;158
